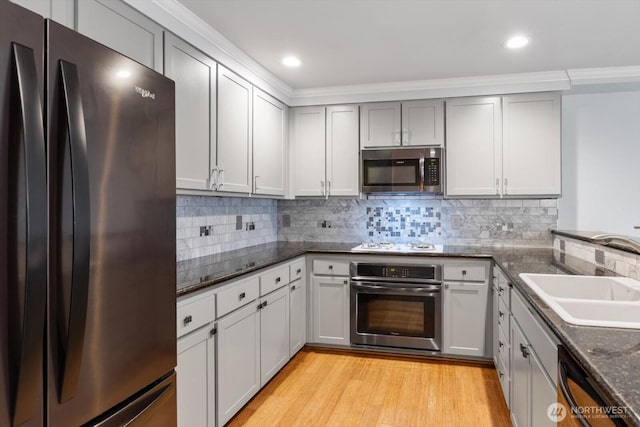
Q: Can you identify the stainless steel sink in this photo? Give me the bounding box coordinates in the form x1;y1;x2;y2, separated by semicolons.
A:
519;274;640;328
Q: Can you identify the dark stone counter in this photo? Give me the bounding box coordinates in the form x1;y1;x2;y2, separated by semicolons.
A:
177;242;640;425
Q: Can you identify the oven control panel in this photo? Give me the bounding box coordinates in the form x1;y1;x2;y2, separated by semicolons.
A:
351;263;442;282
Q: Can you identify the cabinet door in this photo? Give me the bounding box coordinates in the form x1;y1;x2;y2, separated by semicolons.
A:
312;276;350;346
360;102;401;148
253;89;286;196
503;93;561;196
217;303;260;426
511;320;531;427
164;34;216;191
326;105;359;196
293;106;326;196
217;65;253;193
260;286;290;387
401;99;444;146
177;326;215;427
446;97;502;196
10;0;73;26
442;281;489;356
530;350;557;427
76;0;163;71
289;278;306;357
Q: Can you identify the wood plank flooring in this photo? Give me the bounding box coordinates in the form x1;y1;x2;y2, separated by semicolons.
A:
227;348;512;427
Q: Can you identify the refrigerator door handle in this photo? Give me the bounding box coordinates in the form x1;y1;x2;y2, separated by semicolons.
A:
9;43;47;427
58;60;91;403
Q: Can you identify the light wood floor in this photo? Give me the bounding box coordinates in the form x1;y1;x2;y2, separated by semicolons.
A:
228;348;512;427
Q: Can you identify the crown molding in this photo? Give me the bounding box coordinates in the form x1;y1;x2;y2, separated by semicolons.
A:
567;66;640;86
124;0;293;104
288;71;571;106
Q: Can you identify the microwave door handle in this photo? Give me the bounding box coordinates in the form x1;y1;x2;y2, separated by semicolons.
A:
419;156;425;191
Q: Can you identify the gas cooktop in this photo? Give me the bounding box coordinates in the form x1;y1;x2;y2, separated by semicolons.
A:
351;242;444;253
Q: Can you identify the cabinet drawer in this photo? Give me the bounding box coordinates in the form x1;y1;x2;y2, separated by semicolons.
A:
496;353;510;408
289;258;305;282
312;259;349;276
217;276;260;318
444;265;486;281
498;295;510;338
497;324;510;369
260;265;290;296
177;294;215;339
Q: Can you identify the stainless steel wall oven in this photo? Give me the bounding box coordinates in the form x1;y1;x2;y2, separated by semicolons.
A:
350;262;442;351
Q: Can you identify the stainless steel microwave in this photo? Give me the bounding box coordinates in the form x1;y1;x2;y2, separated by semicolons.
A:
361;147;443;193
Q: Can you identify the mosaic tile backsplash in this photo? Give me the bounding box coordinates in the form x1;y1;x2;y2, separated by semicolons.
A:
176;196;277;261
553;235;640;280
278;197;558;247
177;195;559;261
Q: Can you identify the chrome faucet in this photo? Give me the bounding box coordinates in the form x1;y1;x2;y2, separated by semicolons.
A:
591;233;640;255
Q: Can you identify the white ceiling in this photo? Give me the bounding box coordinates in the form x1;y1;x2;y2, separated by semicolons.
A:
177;0;640;90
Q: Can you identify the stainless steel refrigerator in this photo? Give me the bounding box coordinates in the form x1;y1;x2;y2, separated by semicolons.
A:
1;1;177;425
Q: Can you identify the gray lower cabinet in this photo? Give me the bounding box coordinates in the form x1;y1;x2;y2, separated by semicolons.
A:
217;302;261;426
164;33;217;191
177;325;216;427
442;262;490;357
510;289;558;427
289;276;306;357
260;286;290;387
75;0;163;72
312;275;350;346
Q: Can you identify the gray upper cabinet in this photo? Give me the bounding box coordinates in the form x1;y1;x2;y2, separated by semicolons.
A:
164;33;217;191
360;100;444;148
401;99;444;147
360;102;401;148
10;0;74;26
253;88;287;196
217;65;253;194
76;0;163;72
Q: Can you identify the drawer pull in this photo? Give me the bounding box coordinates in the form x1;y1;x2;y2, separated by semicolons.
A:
257;302;263;310
328;265;333;270
210;328;217;337
263;301;268;308
498;340;504;348
462;270;467;276
296;268;302;275
498;310;504;318
275;277;281;283
499;286;505;293
520;343;529;358
239;292;246;300
498;370;504;378
183;315;193;326
343;280;348;285
291;285;296;291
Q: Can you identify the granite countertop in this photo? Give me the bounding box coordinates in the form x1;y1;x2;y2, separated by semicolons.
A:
177;241;640;426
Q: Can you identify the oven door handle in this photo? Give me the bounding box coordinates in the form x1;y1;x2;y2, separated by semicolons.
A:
352;282;441;294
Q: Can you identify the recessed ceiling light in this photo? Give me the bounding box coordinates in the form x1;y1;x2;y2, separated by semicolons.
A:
282;56;302;67
505;35;529;49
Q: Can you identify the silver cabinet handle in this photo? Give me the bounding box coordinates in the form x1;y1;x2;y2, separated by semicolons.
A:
217;168;224;190
496;178;500;195
209;167;218;190
327;180;331;197
520;343;529;358
504;178;508;195
320;180;325;196
402;129;409;144
254;175;259;192
394;129;400;145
